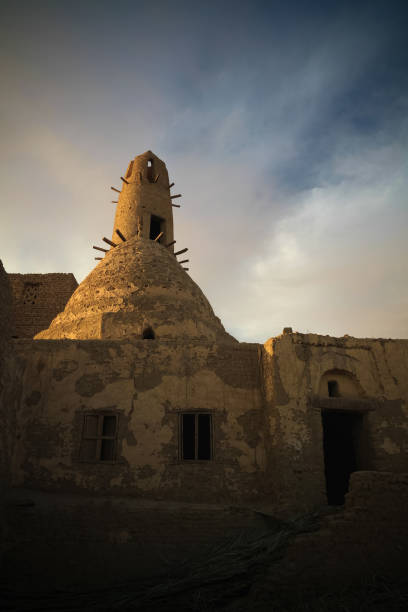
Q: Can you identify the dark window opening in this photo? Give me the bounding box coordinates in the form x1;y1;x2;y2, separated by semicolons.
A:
80;413;118;462
142;326;155;339
147;158;154;182
149;214;164;242
181;413;212;460
328;380;339;397
322;411;362;505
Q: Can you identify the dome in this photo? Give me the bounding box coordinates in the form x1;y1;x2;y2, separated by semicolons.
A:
35;237;236;343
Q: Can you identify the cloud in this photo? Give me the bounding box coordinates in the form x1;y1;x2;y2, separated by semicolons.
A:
0;0;407;341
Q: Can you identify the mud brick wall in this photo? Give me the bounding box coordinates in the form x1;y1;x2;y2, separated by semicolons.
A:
261;332;408;515
0;261;15;349
10;338;267;505
8;273;78;338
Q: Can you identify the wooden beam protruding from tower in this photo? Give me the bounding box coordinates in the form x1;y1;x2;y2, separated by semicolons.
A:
170;194;182;199
93;246;108;253
115;229;127;242
169;182;175;188
154;231;164;242
120;176;129;184
178;259;189;264
111;187;121;193
183;268;189;271
103;237;117;248
172;204;181;208
174;247;188;256
166;240;176;248
95;257;103;260
111;200;118;203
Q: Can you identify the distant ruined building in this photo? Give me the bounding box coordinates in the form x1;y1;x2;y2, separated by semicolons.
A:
1;151;407;593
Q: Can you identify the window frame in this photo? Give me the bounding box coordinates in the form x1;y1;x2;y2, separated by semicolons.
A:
179;411;214;461
79;412;119;463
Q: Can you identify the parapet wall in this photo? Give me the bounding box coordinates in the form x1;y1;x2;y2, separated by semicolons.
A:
8;273;78;338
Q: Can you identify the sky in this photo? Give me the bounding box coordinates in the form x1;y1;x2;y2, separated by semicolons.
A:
1;0;407;342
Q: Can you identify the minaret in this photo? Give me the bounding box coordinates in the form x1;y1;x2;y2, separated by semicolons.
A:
111;151;175;250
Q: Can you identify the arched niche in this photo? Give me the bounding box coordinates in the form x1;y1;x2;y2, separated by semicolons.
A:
318;369;363;399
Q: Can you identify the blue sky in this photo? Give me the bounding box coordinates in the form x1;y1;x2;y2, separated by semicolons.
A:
1;0;407;341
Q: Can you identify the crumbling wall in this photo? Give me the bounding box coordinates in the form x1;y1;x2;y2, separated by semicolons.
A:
11;338;266;504
0;260;17;486
262;332;408;514
8;273;78;338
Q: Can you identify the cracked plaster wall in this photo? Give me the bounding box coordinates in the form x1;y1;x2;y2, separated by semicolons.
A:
10;338;266;504
261;332;408;513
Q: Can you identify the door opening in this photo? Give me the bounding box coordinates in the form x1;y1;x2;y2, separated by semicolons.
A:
321;410;362;505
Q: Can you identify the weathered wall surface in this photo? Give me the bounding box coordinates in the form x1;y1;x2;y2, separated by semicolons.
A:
35;238;235;344
11;338;266;504
0;261;18;487
262;332;408;514
7;330;408;513
0;261;15;346
8;273;78;338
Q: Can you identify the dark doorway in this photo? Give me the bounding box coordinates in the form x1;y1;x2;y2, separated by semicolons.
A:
149;215;164;241
322;411;362;505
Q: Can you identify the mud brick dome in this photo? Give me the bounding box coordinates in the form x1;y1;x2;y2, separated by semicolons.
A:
35;235;234;341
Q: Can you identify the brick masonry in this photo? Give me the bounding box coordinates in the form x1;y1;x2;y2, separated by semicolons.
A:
8;273;78;338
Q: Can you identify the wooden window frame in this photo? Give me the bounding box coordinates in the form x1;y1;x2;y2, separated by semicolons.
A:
179;412;213;461
79;413;119;463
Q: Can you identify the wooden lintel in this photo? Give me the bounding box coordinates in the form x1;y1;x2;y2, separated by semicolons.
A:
170;194;182;199
154;174;160;183
120;176;129;184
93;245;108;253
115;229;126;242
165;240;176;248
169;182;175;188
154;231;164;242
111;186;121;193
174;247;188;256
172;203;181;208
103;237;117;248
178;259;189;264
